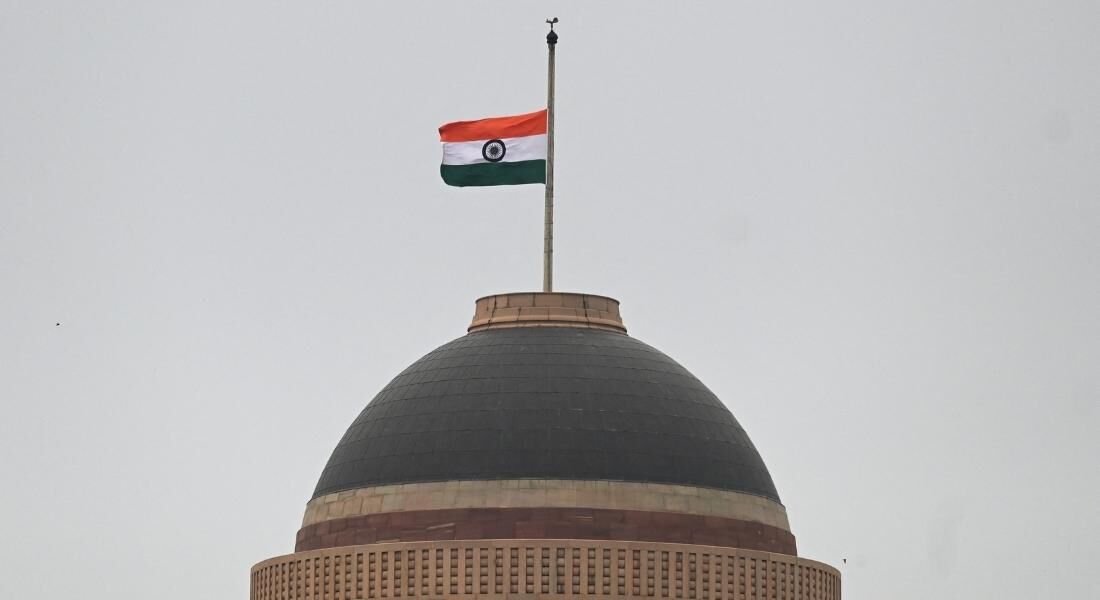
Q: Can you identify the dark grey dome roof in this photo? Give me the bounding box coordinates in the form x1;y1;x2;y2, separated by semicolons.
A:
313;327;781;502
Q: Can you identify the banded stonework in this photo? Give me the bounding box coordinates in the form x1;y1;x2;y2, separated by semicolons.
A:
298;480;794;555
296;507;796;555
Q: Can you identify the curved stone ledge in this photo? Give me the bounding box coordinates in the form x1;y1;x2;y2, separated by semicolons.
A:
252;539;840;600
304;480;791;532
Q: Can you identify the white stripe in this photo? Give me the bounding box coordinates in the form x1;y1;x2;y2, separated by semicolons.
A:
441;134;547;165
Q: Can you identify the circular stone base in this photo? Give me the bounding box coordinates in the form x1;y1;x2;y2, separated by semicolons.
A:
251;539;840;600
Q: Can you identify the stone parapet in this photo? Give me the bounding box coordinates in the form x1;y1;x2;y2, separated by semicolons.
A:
252;539;840;600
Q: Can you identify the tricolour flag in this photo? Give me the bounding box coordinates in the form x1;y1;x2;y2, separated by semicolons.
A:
439;109;547;187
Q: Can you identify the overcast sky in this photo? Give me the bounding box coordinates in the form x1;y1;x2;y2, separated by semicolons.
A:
2;2;1098;598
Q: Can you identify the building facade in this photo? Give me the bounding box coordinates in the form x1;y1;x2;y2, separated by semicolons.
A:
251;292;840;599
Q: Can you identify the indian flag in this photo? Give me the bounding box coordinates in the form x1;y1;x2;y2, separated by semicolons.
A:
439;109;547;187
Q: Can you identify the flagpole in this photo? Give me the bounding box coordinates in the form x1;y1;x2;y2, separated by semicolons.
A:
543;18;558;293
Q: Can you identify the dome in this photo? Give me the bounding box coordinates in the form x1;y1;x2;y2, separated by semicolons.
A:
263;292;824;578
313;297;781;503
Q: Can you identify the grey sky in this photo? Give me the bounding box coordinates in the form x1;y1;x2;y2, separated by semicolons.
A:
1;2;1097;598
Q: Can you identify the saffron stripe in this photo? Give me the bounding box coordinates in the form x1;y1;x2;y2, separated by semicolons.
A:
439;109;547;142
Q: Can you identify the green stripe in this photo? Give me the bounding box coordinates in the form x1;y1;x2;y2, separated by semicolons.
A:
440;160;546;187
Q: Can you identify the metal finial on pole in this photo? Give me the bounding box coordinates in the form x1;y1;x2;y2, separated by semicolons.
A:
543;18;558;293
